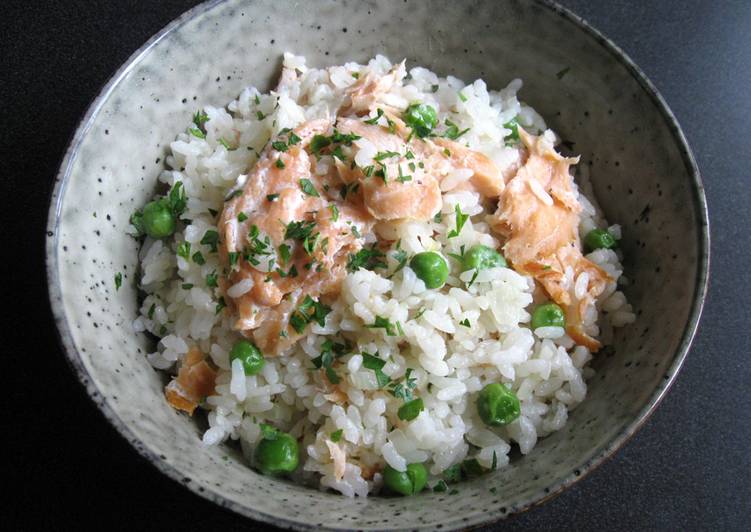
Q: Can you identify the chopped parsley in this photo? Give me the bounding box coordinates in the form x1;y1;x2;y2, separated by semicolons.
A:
367;315;397;336
278;243;291;265
350;224;361;238
299;178;320;197
388;368;417;401
413;307;427;320
189;127;206;139
311;338;351;384
310;135;331;154
288;131;302;145
374;166;387;184
397;397;424;421
256;111;266;120
177;241;191;259
302;233;320;256
433;211;442;223
458;91;468;102
215;297;226;315
431;84;439;93
396;165;412;183
331;145;346;161
168;181;187;217
289;295;331;333
218;138;234;150
351;72;360;79
331;429;344;442
433;480;448;492
266;194;280;202
364;108;384;125
373;150;400;162
192;110;209;130
244;225;273;265
447;204;469;238
284;220;316;241
192;251;206;265
205;271;218;287
388;241;408;278
237;212;248;223
347;245;386;272
447;244;466;263
459;318;471;328
200;230;220;252
181;283;193;290
147;303;156;320
361;352;391;388
329;204;339;222
467;269;479;287
275;158;285;169
443;147;451;157
114;272;122;290
443;119;470;140
228;251;239;268
271;140;288;152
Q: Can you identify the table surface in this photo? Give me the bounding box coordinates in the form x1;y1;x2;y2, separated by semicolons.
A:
6;0;750;529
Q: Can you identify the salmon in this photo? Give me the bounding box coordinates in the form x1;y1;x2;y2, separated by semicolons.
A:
218;120;376;354
492;128;611;351
165;347;217;415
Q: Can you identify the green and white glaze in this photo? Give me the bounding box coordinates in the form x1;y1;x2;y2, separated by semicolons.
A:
45;0;709;529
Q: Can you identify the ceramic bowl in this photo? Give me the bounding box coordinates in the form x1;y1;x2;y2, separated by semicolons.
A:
46;0;709;529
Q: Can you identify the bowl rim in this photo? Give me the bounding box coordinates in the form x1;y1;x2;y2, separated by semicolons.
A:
45;0;710;529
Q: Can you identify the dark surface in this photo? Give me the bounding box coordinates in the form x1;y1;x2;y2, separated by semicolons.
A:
5;0;750;530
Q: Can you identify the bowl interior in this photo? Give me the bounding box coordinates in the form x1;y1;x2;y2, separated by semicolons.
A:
47;0;706;529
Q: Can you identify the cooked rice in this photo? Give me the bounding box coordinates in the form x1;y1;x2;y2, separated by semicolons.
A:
133;53;635;496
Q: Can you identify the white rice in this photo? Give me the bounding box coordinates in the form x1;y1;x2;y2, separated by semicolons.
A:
135;53;635;497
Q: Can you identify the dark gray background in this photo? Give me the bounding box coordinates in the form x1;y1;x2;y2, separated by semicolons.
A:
5;0;750;530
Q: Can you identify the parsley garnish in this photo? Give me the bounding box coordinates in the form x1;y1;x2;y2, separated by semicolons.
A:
347;245;386;272
443;147;451;157
433;212;442;223
181;283;193;290
278;243;291;265
177;241;191;259
364;108;384;125
396;165;412;183
448;244;466;263
361;352;391;388
192;251;206;265
311;135;331;155
413;307;427;320
244;225;273;265
373;150;400;162
215;297;226;315
271;140;288;152
288;132;302;145
256;111;266;120
205;271;218;287
447;204;469;238
284;220;316;241
168;181;187;217
218;137;235;150
433;480;448;492
329;204;339;222
275;158;285;169
193;110;209;130
443;119;470;140
114;272;122;290
331;429;343;442
237;212;248;222
299;178;320;197
189;128;206;139
431;84;439;93
289;295;331;333
200;230;220;252
458;91;468;102
228;252;239;268
367;315;397;336
388;240;408;278
459;318;470;328
147;303;156;319
266;194;279;202
388;368;417;401
467;269;479;287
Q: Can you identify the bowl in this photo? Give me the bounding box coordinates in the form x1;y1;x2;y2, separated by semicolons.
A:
45;0;709;529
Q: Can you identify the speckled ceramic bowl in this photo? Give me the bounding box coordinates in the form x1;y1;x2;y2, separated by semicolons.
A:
46;0;708;529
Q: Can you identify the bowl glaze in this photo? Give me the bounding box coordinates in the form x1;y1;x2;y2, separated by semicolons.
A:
46;0;708;529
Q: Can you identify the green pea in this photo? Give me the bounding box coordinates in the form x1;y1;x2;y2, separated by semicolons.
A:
141;199;176;239
462;244;507;271
230;340;265;375
397;398;424;421
531;303;566;329
254;431;299;476
583;228;617;251
476;383;521;426
403;103;438;138
410;251;449;289
383;463;428;496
